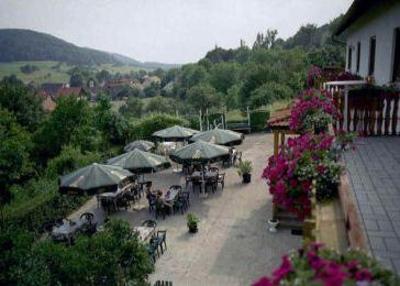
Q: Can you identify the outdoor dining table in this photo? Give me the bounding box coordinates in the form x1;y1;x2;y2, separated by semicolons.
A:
160;188;180;203
191;171;218;179
51;218;87;244
133;226;155;241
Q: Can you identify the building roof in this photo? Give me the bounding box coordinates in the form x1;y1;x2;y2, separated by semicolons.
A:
267;107;292;130
40;83;65;96
57;87;83;98
334;0;394;36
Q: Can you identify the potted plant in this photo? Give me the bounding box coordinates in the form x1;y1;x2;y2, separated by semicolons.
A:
187;213;199;233
267;218;279;232
237;160;253;183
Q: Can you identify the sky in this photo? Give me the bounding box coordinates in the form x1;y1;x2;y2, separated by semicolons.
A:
0;0;353;64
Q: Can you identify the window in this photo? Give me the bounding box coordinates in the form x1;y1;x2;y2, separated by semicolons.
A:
368;36;376;76
392;28;400;82
347;46;352;70
356;42;361;73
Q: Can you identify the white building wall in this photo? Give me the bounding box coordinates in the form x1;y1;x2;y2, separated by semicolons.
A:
345;2;400;85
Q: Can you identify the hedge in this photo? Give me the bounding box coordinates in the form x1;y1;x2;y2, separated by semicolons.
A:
250;110;270;132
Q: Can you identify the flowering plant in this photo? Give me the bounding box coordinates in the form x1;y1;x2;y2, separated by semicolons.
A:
289;88;339;133
253;243;399;286
263;133;338;219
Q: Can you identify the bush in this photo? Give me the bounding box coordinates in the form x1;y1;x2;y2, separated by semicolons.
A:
131;113;188;140
250;110;269;132
2;220;154;286
3;177;87;233
46;145;102;179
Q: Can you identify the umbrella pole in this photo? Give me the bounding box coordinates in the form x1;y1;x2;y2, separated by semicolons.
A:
202;164;205;195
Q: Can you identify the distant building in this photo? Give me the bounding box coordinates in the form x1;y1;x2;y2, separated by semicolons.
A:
335;0;400;85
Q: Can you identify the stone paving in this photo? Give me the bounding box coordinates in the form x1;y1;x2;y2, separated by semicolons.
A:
344;137;400;273
111;133;301;286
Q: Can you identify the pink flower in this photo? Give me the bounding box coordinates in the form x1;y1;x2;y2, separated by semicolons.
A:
355;269;373;282
252;277;272;286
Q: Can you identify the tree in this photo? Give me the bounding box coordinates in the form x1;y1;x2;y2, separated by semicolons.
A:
249;82;293;109
69;72;84;87
145;96;175;114
34;96;100;160
187;84;220;113
119;97;143;118
13;220;154;285
143;82;160;97
0;76;44;131
209;62;238;94
95;69;111;83
0;109;33;188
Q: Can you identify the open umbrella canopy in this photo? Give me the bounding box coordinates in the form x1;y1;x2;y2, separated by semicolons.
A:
152;125;199;141
60;163;134;194
124;140;155;152
107;149;170;173
190;128;244;146
170;140;230;164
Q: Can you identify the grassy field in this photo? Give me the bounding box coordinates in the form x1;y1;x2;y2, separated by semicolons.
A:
225;100;291;121
0;61;150;84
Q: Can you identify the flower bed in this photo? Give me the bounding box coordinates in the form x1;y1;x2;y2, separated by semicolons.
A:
289;88;339;133
253;243;399;286
263;133;340;219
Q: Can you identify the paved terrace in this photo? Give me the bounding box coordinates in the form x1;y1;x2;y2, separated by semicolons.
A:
111;133;301;286
344;137;400;273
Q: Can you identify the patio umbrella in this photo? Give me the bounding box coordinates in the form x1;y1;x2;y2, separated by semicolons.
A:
152;125;199;141
124;140;155;152
59;163;134;195
107;149;171;174
190;128;244;146
169;140;230;164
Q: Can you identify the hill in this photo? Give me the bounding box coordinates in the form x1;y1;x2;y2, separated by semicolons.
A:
0;29;176;69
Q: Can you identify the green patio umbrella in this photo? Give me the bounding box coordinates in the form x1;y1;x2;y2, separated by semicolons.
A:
107;149;170;173
124;140;155;152
59;163;134;195
190;128;244;146
169;140;230;164
152;125;199;141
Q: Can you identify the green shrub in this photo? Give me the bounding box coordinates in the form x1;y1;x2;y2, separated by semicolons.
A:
250;110;270;132
4;177;87;234
46;145;102;179
2;220;154;286
131;113;189;139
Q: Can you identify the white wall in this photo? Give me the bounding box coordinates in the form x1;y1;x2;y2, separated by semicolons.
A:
345;2;400;85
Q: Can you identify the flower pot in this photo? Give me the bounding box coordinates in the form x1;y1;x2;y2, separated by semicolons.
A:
242;173;251;183
267;218;279;233
188;224;198;233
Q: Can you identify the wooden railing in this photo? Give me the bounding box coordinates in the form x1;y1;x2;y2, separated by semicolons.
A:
323;80;367;132
324;80;400;135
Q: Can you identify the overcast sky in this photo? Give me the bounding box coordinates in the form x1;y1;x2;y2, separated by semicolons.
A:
0;0;352;64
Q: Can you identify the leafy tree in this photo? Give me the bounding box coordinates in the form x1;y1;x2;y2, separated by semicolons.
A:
116;85;141;99
209;62;239;94
145;96;175;114
143;82;160;97
34;96;100;160
95;69;112;83
249;82;293;109
187;84;220;113
0;109;33;188
131;113;188;139
0;76;44;131
46;145;101;178
119;96;143;118
69;72;84;87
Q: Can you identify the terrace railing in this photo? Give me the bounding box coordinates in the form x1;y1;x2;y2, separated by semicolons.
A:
323;80;367;133
324;80;400;135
